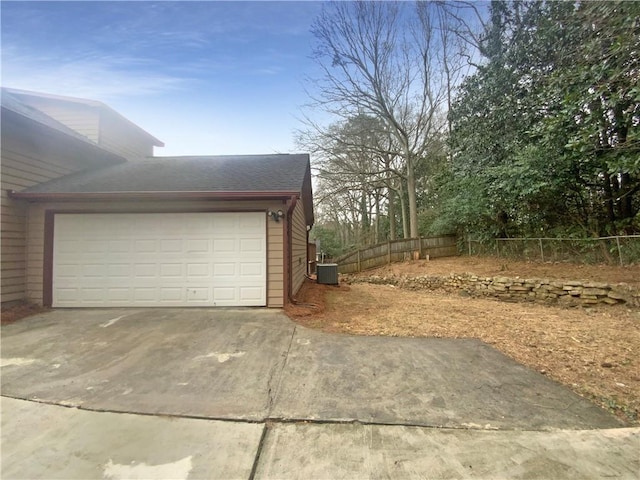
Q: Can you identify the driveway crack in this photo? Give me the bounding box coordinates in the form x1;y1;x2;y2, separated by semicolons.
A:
266;325;296;416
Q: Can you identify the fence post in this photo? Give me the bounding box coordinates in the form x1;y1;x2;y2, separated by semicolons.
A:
539;238;544;262
387;241;391;264
357;249;361;272
616;236;623;266
468;237;472;256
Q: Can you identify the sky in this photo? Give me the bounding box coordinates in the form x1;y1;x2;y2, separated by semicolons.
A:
1;1;325;156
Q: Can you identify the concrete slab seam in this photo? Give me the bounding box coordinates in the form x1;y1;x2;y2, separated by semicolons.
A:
0;395;267;425
3;394;629;433
259;416;617;433
266;325;297;416
248;423;270;480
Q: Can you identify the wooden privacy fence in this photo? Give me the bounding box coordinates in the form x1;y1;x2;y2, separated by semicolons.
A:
336;235;458;274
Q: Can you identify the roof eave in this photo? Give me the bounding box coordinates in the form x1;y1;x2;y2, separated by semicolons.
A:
8;190;301;202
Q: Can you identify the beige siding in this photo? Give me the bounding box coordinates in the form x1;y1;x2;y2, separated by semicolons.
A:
268;219;285;307
99;112;155;159
1;136;91;303
291;198;308;296
25;200;286;307
12;96;158;160
16;99;100;143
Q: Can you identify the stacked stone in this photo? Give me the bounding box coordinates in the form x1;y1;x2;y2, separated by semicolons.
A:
343;273;639;307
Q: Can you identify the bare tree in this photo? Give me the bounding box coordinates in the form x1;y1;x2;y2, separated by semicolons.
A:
298;114;401;245
307;1;449;238
432;1;488;62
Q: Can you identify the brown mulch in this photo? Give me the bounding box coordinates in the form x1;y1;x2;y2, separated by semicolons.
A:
1;302;49;325
287;257;640;426
366;255;640;286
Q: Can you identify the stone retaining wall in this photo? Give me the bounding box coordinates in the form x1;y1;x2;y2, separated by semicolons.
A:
345;273;640;308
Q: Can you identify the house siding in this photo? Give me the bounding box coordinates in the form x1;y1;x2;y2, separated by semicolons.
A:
99;112;156;159
0;133;96;303
16;99;101;143
10;95;159;159
291;198;308;296
25;200;286;307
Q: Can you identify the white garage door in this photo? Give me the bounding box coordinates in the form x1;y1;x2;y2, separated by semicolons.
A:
53;212;266;307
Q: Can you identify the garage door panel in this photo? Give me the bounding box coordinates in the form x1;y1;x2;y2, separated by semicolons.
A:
240;287;264;302
133;288;157;302
213;287;235;301
134;264;157;277
108;240;130;253
56;288;78;302
55;264;80;278
212;215;235;230
160;288;183;302
186;287;210;301
186;239;211;254
240;238;264;253
107;288;130;302
82;264;106;277
186;263;210;277
239;214;263;229
213;238;235;253
134;239;157;253
81;288;105;302
161;239;182;253
213;263;235;277
56;240;80;254
240;263;264;277
160;264;183;277
108;264;131;277
53;213;266;307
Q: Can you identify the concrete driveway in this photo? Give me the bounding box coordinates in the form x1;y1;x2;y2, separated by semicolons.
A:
2;309;638;479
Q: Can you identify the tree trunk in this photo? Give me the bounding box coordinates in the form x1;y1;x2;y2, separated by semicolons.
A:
620;173;632;218
406;158;419;238
360;191;369;244
374;191;381;243
602;172;616;226
399;181;409;239
386;154;397;240
388;186;396;240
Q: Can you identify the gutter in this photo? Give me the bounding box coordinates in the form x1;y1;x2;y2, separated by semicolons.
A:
283;194;299;305
8;190;302;202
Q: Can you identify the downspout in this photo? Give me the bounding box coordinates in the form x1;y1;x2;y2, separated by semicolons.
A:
283;195;298;305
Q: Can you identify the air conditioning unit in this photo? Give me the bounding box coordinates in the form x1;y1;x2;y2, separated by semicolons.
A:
316;263;339;285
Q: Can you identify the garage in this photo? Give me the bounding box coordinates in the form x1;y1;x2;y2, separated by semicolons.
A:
11;154;313;308
52;212;266;307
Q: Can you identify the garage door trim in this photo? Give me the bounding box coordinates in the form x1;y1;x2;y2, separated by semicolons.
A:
43;208;270;307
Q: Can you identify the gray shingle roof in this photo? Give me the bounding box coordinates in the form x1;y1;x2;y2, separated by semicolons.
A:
20;154;311;194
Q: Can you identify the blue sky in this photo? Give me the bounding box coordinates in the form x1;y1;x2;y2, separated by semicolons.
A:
1;1;324;156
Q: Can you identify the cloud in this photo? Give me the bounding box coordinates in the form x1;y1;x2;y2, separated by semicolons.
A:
0;1;319;156
1;48;191;101
251;66;284;76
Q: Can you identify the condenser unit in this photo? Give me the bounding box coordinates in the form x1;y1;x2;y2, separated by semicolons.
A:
316;263;339;285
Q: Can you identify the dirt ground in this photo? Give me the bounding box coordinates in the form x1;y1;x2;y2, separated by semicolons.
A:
1;303;49;325
367;255;640;286
286;256;640;426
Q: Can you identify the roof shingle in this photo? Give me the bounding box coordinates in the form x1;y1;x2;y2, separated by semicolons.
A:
19;154;310;194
